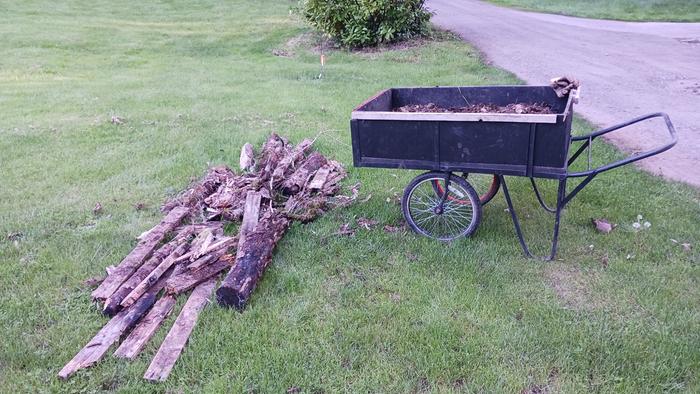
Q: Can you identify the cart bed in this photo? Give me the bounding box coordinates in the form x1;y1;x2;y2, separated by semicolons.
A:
351;86;574;179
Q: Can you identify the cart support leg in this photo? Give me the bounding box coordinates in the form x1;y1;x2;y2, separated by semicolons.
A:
499;175;567;260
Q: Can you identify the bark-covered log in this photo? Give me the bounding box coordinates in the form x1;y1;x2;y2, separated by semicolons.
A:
91;206;190;301
113;295;177;360
144;278;217;382
216;211;290;309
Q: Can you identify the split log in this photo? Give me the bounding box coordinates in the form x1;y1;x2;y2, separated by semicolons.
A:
144;278;217;382
113;295;177;360
216;211;290;309
120;242;189;309
91;206;190;301
186;237;237;271
167;254;235;295
103;227;194;316
59;270;174;379
282;151;327;195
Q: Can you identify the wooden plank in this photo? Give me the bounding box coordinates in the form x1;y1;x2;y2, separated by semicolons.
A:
350;110;558;124
167;254;235;295
58;270;175;379
240;191;262;236
143;278;217;382
103;227;194;316
91;206;190;300
113;295;177;360
307;167;330;190
120;243;189;309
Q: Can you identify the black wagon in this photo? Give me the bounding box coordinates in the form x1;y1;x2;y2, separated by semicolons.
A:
350;85;677;259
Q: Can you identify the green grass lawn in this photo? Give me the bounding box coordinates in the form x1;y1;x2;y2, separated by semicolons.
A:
484;0;700;22
1;1;699;392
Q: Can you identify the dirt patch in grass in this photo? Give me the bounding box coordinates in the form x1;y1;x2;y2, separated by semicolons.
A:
545;264;602;312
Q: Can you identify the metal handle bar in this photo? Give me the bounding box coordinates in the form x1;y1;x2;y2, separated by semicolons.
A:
567;112;677;178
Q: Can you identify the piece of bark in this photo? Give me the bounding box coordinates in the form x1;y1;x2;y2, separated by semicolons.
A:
103;227;195;316
58;271;175;380
241;192;262;236
113;295;177;360
282;152;327;195
143;278;217;382
167;254;235;295
120;243;189;309
91;206;190;301
216;211;290;309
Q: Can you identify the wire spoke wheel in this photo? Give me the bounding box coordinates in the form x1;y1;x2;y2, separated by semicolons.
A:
402;172;482;241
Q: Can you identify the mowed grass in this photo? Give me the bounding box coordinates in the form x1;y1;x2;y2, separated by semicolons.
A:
484;0;700;22
1;0;699;392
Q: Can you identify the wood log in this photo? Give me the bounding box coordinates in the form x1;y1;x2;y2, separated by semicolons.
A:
281;151;327;195
59;270;174;379
216;211;290;309
113;295;177;360
103;227;194;316
120;242;189;309
91;206;190;301
143;278;217;382
167;254;235;295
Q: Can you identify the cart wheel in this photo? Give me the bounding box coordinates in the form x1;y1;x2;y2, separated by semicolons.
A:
402;172;482;241
431;173;500;206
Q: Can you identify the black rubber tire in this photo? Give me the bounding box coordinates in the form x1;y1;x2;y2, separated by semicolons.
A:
402;171;482;241
431;173;500;206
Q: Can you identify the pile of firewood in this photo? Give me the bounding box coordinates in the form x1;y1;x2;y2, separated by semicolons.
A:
59;134;352;381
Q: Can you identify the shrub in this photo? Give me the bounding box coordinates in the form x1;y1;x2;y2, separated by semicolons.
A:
300;0;432;48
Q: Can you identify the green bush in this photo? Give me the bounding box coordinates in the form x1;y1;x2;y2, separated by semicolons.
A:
300;0;432;48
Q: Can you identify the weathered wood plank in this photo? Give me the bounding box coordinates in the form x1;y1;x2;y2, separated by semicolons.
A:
167;254;234;295
120;243;189;309
113;295;177;360
58;270;175;379
307;167;330;190
103;227;194;316
91;206;190;301
143;278;217;382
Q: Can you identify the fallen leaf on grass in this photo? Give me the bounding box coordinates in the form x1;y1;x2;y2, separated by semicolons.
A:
110;115;124;125
82;276;104;288
601;253;609;268
134;202;147;211
389;293;401;303
592;218;615;234
286;387;301;394
93;202;102;215
383;223;406;233
335;223;355;236
357;217;378;230
360;194;372;203
682;243;692;252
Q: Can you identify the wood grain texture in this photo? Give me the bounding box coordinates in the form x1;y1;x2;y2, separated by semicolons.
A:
113;295;177;360
91;206;190;300
120;243;189;308
143;278;216;382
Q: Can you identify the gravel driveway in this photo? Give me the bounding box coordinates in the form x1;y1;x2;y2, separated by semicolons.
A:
429;0;700;187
